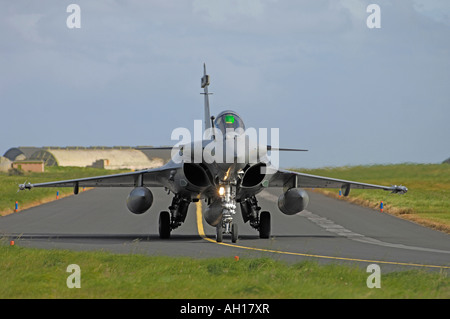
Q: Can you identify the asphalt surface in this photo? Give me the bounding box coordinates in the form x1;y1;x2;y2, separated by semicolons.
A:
1;187;449;272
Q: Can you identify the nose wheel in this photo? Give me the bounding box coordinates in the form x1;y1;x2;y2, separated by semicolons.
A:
216;221;238;243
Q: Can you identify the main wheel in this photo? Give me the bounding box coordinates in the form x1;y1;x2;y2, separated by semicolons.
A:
259;211;271;239
216;224;223;243
231;223;238;243
159;211;171;239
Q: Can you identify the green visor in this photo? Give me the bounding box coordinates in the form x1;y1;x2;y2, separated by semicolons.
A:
224;115;235;124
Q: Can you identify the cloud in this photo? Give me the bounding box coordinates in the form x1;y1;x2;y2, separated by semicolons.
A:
193;0;267;23
1;0;449;167
413;0;450;26
6;13;53;45
334;0;367;22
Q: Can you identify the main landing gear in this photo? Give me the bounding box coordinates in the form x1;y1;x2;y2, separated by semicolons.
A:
240;195;271;239
158;193;271;243
159;195;191;239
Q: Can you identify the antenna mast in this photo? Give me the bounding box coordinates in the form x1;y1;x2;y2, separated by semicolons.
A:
201;63;212;130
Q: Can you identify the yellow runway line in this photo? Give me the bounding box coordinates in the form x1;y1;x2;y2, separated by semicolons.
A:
195;201;450;270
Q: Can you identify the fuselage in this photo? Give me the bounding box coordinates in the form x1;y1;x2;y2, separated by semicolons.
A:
161;110;271;202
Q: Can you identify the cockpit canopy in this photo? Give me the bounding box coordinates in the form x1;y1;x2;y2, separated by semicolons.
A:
214;110;245;135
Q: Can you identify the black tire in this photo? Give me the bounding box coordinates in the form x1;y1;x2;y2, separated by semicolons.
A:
159;211;171;239
259;211;271;239
231;223;238;243
216;224;223;243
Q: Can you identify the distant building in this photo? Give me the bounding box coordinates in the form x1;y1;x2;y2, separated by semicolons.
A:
2;146;172;170
3;147;42;162
12;161;44;173
0;156;12;172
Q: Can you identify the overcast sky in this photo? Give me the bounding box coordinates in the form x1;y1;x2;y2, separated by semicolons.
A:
1;0;449;168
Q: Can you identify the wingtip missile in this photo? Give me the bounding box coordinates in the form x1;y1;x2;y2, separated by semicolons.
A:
391;185;408;194
267;145;309;152
18;182;33;191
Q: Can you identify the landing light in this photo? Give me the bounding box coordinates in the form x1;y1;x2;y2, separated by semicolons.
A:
218;186;225;196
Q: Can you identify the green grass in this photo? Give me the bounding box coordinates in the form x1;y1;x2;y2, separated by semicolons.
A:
0;166;129;216
0;243;448;299
293;164;450;233
1;164;450;299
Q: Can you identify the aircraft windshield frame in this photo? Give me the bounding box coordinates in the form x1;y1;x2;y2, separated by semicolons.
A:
214;111;245;133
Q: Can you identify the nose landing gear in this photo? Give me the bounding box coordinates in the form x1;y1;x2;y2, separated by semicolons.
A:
216;184;238;243
216;218;238;243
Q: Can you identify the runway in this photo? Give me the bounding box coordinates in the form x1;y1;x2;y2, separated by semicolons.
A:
1;187;449;272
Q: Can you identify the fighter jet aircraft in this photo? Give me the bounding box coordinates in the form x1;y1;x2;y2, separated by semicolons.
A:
19;65;407;243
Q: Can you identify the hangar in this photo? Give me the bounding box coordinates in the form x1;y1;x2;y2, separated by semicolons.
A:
3;147;41;162
3;146;171;170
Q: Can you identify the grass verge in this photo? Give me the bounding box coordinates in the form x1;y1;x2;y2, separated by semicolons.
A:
0;166;129;216
293;164;450;233
0;243;448;299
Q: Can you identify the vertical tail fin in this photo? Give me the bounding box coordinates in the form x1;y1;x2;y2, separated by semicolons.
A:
201;63;211;130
